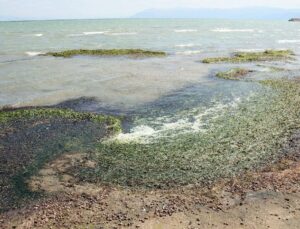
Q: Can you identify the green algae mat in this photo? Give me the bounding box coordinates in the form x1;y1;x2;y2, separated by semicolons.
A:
1;79;300;212
0;108;121;211
202;50;294;63
43;49;167;58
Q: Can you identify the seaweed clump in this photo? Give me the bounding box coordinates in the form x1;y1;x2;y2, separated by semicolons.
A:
202;50;294;63
43;49;167;58
216;68;253;80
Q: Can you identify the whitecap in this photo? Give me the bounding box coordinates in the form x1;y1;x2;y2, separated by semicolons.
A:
83;31;108;35
235;49;265;52
277;40;300;44
25;51;45;56
212;28;254;33
106;32;137;36
68;33;85;37
34;33;43;37
176;50;202;55
174;29;197;33
175;43;195;48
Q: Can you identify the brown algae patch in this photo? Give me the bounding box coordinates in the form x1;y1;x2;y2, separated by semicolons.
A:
216;68;253;80
202;50;294;63
42;49;167;58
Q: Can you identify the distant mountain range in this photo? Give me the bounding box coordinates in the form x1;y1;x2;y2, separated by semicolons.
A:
132;7;300;20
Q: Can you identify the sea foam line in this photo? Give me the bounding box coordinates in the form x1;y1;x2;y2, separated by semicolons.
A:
106;32;137;36
211;28;255;33
176;50;202;55
175;43;196;48
112;97;243;144
25;51;45;56
277;40;300;44
174;29;197;33
83;31;108;35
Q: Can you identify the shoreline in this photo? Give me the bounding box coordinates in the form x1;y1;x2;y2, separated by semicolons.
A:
0;77;300;228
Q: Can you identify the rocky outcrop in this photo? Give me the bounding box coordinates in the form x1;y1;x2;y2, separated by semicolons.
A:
289;18;300;22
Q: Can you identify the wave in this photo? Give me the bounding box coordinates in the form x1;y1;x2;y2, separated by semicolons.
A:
212;28;254;33
106;32;137;36
235;48;265;52
175;43;196;48
112;98;242;143
174;29;197;33
34;33;43;37
25;51;45;56
69;31;137;36
83;31;108;35
277;39;300;44
176;50;202;55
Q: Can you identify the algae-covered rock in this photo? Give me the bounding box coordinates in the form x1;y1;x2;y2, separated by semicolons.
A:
289;18;300;22
43;49;167;58
202;50;294;64
216;68;253;80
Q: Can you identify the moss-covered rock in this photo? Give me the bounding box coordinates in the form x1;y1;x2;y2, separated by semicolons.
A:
43;49;167;58
202;50;294;64
216;68;253;80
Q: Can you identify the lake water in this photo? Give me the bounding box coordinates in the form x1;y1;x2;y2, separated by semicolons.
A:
1;19;300;140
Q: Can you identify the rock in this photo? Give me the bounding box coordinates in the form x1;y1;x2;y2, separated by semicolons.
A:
289;18;300;22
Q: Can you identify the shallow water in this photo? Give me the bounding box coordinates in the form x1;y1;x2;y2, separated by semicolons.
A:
1;19;300;140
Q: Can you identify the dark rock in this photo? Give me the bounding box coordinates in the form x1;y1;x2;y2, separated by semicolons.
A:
289;18;300;22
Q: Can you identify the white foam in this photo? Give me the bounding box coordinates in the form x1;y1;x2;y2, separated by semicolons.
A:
277;39;300;44
235;49;264;52
212;28;254;33
114;125;156;142
112;97;243;144
174;29;197;33
34;33;43;37
68;33;85;37
83;31;108;35
176;50;202;55
106;32;137;36
175;43;196;48
25;51;45;56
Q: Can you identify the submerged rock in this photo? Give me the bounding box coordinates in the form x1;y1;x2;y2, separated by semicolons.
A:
202;50;295;64
42;49;167;58
216;68;253;80
289;18;300;22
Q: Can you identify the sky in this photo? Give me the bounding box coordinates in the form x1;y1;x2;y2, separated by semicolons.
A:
1;0;300;20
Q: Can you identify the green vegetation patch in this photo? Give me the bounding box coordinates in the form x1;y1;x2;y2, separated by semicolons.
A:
202;50;294;63
43;49;167;58
0;108;121;133
216;68;253;80
71;79;300;189
0;108;121;211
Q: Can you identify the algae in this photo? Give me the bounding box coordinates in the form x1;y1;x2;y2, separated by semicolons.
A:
0;108;121;133
216;68;253;80
43;49;167;58
0;107;121;211
71;79;300;189
202;50;294;64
